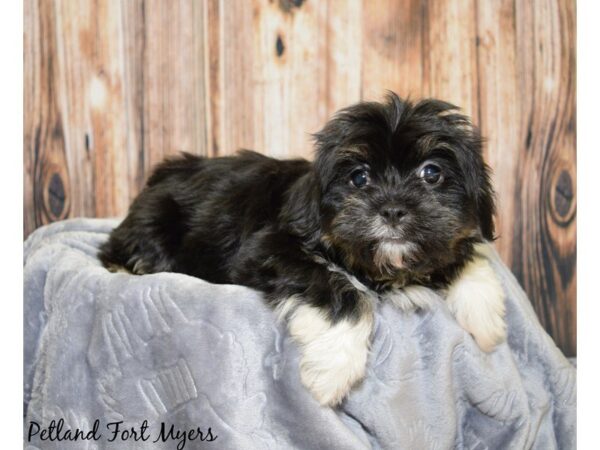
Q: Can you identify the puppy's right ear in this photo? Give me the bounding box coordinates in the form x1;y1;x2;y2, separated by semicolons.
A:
312;101;369;194
312;120;344;195
312;98;395;193
279;170;322;242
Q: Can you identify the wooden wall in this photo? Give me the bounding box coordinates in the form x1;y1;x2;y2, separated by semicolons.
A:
24;0;576;356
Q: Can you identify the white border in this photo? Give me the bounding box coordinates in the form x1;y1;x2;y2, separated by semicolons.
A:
578;0;599;446
0;0;23;447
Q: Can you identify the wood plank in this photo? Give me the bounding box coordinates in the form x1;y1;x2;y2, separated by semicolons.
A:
119;0;148;195
204;0;221;156
423;0;479;119
140;0;209;170
216;0;257;155
280;0;329;158
509;0;576;356
24;0;37;236
24;0;73;233
474;1;521;279
56;0;133;217
323;0;362;113
212;0;330;159
361;0;425;101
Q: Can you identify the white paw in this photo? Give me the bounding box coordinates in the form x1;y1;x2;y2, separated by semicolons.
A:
446;250;506;352
287;304;373;406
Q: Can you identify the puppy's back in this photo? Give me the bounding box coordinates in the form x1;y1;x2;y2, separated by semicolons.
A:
98;150;311;281
145;152;205;187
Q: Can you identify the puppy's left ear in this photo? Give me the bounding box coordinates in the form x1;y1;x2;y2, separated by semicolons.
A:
475;162;496;241
466;131;496;241
437;106;496;242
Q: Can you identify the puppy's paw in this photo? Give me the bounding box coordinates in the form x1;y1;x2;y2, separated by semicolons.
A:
287;304;373;406
446;250;506;352
106;263;131;274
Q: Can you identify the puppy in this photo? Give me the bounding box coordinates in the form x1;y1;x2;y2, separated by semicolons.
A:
99;93;505;406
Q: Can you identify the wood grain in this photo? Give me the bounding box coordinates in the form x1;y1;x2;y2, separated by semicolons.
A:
23;0;577;356
510;0;576;356
25;0;72;232
361;0;425;101
425;0;480;119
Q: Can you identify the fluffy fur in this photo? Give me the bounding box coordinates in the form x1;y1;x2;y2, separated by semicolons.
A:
446;243;506;352
286;302;374;406
99;92;505;406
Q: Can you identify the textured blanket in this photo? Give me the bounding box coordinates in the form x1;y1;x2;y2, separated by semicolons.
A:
24;219;576;449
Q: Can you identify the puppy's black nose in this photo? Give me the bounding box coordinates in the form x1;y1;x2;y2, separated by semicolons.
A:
381;205;407;223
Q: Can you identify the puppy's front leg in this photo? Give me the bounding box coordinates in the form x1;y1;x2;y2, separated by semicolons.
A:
446;244;506;352
275;272;375;407
285;300;373;406
232;232;374;406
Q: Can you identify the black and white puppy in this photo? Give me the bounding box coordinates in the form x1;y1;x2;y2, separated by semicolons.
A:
99;93;505;406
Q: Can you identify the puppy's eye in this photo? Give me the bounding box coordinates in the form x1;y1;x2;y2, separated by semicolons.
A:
419;163;443;184
350;169;369;188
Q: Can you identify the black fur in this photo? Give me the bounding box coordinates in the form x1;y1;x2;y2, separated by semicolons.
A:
99;93;495;323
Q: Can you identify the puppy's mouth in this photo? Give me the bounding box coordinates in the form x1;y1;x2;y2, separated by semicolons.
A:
373;239;417;271
378;229;409;244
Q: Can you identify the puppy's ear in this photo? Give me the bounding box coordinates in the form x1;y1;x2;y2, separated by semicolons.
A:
475;162;496;241
279;171;322;241
312;98;397;194
312;116;349;194
463;130;496;241
435;104;496;242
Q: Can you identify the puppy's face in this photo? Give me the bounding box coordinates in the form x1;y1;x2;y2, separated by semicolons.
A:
314;94;495;283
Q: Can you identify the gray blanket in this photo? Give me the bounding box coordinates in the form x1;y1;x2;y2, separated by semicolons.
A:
24;219;576;449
